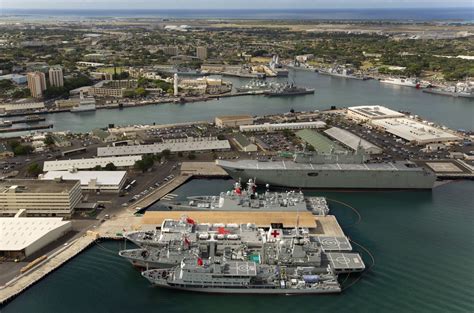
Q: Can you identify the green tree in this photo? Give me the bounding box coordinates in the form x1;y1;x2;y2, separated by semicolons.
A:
12;143;33;155
134;155;155;172
162;149;171;159
93;165;102;171
135;87;148;97
27;163;42;177
188;152;196;160
104;162;117;171
44;135;55;146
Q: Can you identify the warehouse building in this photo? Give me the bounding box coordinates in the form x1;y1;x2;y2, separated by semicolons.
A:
215;115;254;128
371;118;461;144
240;121;326;133
324;127;382;154
0;215;72;261
296;129;346;154
43;156;142;171
232;133;258;152
97;137;230;157
347;105;405;122
0;179;82;217
0;102;45;114
41;170;127;192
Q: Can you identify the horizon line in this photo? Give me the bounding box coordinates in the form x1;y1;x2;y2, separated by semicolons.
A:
2;7;472;10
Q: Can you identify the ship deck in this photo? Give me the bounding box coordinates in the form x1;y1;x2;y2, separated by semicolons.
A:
218;160;423;171
142;211;345;237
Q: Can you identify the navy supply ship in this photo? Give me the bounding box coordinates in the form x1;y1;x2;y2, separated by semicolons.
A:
160;179;329;215
139;227;364;294
264;83;315;97
142;259;341;294
235;80;277;93
423;82;473;99
124;217;265;248
121;218;365;275
319;66;368;80
217;149;436;190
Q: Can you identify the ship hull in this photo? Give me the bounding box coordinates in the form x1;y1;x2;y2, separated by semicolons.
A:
423;89;474;98
123;257;174;269
147;282;341;294
265;90;315;97
219;165;435;190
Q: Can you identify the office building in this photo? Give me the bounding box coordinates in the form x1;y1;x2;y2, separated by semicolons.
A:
0;179;82;217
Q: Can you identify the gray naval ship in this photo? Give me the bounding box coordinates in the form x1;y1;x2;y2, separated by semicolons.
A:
138;227;364;294
142;259;341;294
160;179;329;215
217;148;436;189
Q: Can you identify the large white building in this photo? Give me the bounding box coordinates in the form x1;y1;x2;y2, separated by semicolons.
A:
0;179;82;217
347;105;405;122
41;170;127;192
239;121;326;133
324;127;383;154
43;156;142;171
97;138;230;157
0;215;72;260
371;118;461;144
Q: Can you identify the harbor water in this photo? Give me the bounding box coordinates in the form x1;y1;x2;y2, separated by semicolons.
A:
4;70;472;137
2;179;473;313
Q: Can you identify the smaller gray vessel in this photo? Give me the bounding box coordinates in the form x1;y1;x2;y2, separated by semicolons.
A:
319;66;368;80
142;259;341;294
161;179;330;216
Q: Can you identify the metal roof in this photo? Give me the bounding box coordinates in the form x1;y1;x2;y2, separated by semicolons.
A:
42;171;127;186
0;217;71;251
296;129;346;154
43;156;142;171
324;127;382;154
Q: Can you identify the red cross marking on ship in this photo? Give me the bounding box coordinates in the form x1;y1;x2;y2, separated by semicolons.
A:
271;230;280;238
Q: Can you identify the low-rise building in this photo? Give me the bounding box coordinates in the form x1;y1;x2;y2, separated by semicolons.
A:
233;134;258;152
215;115;254;128
0;143;14;159
296;129;346;154
91;128;119;143
324;127;382;154
43;156;142;171
240;121;326;132
0;102;45;114
0;179;82;217
347;105;405;122
0;74;27;84
371;118;461;144
98;137;230;157
0;215;72;260
41;170;127;192
55;98;80;109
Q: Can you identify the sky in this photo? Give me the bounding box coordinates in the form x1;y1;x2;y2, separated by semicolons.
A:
1;0;472;10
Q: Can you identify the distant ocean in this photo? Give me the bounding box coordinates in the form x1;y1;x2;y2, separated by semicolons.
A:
0;8;473;21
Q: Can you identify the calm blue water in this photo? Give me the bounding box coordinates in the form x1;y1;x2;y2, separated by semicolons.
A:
2;179;473;313
1;8;473;21
41;70;474;133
